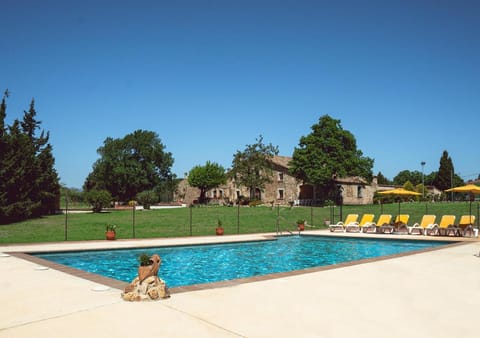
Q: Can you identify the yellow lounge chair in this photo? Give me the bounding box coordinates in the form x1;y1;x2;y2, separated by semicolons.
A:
394;214;410;234
329;214;359;232
409;215;436;235
426;215;456;236
457;215;477;237
345;214;375;233
362;214;392;233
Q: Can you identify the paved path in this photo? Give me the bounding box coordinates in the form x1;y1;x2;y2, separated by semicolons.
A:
1;232;479;337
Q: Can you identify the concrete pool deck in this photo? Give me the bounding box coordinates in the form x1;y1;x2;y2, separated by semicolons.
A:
1;231;479;337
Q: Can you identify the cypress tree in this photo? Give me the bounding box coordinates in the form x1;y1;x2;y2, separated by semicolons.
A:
0;92;8;220
434;150;454;194
0;95;60;223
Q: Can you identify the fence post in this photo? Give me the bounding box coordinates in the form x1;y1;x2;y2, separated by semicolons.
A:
189;205;193;236
237;204;240;234
310;205;313;227
132;201;136;238
276;204;280;233
64;191;68;241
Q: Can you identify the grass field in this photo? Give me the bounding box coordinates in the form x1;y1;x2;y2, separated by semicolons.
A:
0;202;478;244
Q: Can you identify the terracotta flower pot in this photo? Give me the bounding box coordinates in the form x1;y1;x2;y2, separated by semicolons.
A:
105;231;116;240
297;223;305;231
216;227;224;235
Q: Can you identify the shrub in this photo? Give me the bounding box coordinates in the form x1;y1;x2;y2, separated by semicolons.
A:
248;200;263;207
136;190;157;210
84;189;112;213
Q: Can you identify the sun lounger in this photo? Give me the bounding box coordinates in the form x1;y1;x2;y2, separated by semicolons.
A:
329;214;359;232
362;214;392;234
409;215;436;235
345;214;375;233
426;215;456;236
393;214;410;234
457;215;477;237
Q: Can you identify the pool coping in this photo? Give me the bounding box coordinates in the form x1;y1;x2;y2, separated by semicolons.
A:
3;231;472;294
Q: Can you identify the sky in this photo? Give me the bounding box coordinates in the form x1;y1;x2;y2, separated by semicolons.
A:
1;0;479;189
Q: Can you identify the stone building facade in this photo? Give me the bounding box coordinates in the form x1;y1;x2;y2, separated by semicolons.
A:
175;156;387;206
176;155;446;206
175;156;300;206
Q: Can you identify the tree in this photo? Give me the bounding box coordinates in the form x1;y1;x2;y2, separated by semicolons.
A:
84;130;175;201
425;171;437;186
36;144;61;214
433;150;464;197
0;96;59;223
376;172;390;185
393;170;423;186
136;190;157;209
229;135;279;200
433;150;453;191
84;189;112;212
188;161;227;203
289;115;374;201
0;92;8;217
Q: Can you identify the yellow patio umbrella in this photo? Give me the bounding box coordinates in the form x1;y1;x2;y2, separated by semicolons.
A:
378;188;421;215
445;184;480;226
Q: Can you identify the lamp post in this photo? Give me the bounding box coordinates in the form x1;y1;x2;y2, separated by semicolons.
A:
421;161;426;200
64;186;68;241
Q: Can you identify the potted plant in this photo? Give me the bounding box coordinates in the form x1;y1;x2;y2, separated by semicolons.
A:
216;219;224;235
105;224;117;240
138;253;153;282
139;253;152;266
324;218;331;226
296;219;305;231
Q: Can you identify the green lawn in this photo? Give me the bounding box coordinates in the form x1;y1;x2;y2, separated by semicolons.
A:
0;202;478;244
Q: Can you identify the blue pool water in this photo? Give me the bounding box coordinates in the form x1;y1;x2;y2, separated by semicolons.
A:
34;236;451;288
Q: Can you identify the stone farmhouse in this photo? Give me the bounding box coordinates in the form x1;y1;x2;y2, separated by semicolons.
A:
175;156;386;206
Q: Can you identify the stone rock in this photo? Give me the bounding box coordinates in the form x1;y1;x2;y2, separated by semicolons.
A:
121;254;170;302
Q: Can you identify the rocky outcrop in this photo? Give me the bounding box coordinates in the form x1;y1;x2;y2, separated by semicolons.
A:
121;254;170;301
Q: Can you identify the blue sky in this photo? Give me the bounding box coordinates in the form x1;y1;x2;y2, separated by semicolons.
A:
1;0;479;188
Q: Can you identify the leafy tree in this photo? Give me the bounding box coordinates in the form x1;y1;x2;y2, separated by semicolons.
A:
61;186;84;207
155;177;179;203
136;190;157;209
84;130;175;201
84;189;112;212
415;183;426;200
288;115;374;201
188;161;227;203
393;170;423;186
425;171;436;186
376;171;390;185
229;135;279;200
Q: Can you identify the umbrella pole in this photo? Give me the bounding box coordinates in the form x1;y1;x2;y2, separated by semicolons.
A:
470;200;472;219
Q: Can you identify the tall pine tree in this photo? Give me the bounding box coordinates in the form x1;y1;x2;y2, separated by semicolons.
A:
0;91;8;219
0;95;60;223
432;150;465;200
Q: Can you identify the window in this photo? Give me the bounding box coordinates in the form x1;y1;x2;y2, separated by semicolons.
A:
278;189;284;200
357;186;363;198
278;172;284;181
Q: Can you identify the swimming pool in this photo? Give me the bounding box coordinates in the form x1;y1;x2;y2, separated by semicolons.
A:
34;236;452;288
